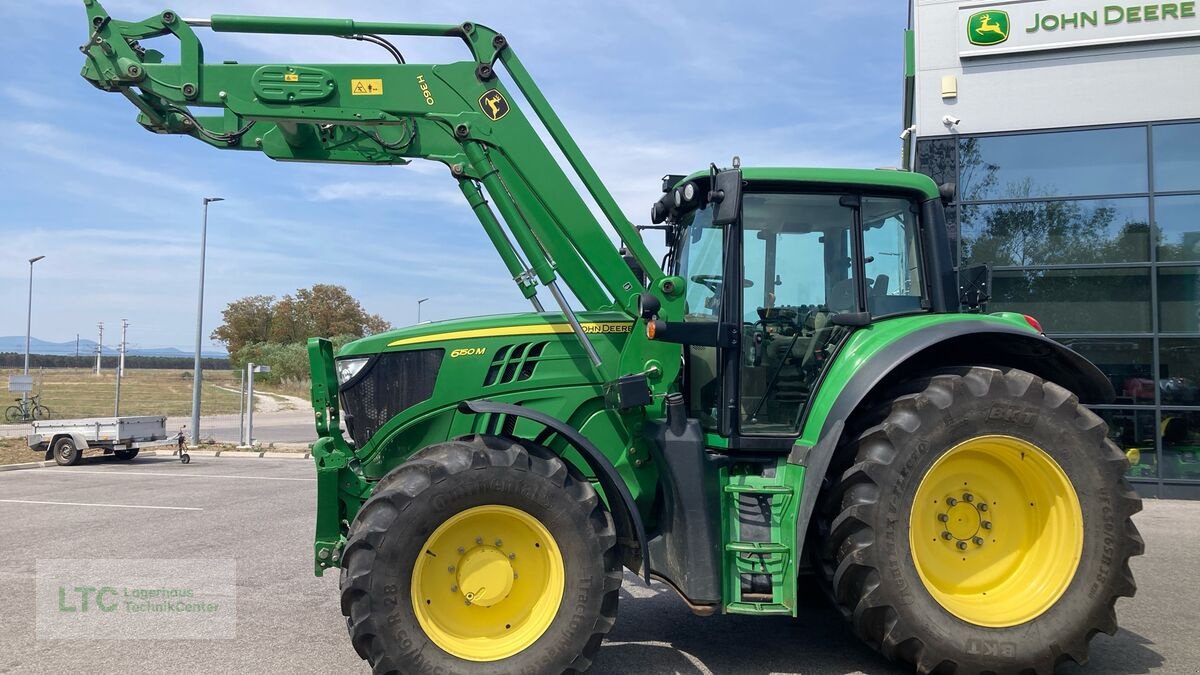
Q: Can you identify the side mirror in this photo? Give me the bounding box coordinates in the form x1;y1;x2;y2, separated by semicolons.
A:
710;168;742;226
958;262;992;310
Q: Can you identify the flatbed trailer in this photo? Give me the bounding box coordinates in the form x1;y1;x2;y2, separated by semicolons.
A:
29;416;168;466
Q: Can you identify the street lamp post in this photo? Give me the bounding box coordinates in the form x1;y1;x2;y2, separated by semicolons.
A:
190;196;223;446
417;297;430;324
23;255;45;404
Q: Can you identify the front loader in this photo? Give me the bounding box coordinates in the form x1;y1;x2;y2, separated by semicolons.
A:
79;4;1143;673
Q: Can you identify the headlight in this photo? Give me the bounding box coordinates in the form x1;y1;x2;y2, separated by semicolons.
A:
336;357;371;386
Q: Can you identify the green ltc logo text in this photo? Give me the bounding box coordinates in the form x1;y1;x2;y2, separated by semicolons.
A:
968;10;1011;45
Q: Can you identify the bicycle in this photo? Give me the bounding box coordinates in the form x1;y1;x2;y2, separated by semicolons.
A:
4;393;51;423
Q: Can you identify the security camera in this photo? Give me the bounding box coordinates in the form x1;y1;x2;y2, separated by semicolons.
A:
942;115;961;127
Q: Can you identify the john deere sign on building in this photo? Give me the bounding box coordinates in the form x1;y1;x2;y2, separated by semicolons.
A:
908;0;1200;498
958;0;1200;57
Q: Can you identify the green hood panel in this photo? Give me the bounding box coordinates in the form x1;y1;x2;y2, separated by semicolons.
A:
338;311;636;358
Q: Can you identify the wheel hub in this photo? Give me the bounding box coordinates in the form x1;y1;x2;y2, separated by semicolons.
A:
456;545;514;607
940;492;990;547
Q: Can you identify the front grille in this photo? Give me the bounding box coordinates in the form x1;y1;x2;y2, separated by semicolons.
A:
339;349;443;448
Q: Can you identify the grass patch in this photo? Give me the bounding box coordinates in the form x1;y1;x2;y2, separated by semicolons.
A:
2;368;244;420
0;436;38;465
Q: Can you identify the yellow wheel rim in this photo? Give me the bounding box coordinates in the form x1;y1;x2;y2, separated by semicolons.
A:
411;505;565;661
908;435;1083;628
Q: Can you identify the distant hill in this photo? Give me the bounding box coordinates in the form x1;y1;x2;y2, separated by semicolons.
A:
0;336;226;359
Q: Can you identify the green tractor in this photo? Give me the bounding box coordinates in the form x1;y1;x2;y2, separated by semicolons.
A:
79;5;1143;673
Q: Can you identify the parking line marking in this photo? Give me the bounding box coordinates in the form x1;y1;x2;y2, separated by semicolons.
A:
0;499;202;511
4;470;315;482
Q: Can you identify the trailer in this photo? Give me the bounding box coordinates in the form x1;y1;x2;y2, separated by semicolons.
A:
29;416;169;466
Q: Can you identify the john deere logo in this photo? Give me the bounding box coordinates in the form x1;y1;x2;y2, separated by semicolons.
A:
968;10;1010;46
478;89;509;121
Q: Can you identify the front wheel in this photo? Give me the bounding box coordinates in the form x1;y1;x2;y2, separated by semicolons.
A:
53;437;82;466
4;406;21;423
822;367;1143;674
340;435;621;674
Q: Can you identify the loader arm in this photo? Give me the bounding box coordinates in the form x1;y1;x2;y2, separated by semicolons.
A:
78;1;683;380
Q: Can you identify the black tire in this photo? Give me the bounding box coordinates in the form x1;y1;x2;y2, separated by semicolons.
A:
53;437;82;466
4;406;20;423
340;435;621;674
820;366;1143;674
180;453;191;464
114;449;139;461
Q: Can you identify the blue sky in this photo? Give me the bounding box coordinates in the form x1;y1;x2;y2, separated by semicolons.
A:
0;0;908;354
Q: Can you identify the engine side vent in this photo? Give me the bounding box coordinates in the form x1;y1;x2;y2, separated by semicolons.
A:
483;341;549;387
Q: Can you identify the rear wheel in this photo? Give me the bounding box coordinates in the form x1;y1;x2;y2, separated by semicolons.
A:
33;405;50;420
340;435;621;674
822;367;1143;674
114;449;139;461
53;437;82;466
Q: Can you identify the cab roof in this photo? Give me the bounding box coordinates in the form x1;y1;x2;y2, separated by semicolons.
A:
679;167;940;200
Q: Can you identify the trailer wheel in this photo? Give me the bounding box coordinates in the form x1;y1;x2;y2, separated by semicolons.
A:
340;435;621;674
822;366;1143;674
53;437;82;466
114;449;139;461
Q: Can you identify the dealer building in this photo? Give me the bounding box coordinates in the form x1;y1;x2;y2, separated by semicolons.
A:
905;0;1200;497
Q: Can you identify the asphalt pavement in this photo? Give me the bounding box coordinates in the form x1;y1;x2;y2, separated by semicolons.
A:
0;456;1188;674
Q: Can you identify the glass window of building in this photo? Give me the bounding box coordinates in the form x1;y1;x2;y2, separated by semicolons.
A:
1056;338;1153;404
1154;194;1200;262
1160;339;1200;406
1158;266;1200;333
990;267;1152;333
1160;411;1200;480
1152;123;1200;193
960;198;1149;267
959;128;1147;202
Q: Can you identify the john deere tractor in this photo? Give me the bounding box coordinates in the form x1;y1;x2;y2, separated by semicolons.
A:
79;4;1143;673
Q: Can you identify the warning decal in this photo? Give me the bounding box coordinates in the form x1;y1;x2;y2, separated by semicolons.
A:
351;78;384;96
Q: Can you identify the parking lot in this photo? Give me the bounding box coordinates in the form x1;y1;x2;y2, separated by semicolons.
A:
0;456;1191;674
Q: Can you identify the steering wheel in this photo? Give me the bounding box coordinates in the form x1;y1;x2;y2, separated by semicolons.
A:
691;274;754;295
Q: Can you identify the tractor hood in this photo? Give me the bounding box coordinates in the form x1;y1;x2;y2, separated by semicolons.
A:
337;311;636;358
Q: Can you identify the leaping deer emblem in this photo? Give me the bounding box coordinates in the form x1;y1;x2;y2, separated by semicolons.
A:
484;94;505;119
976;14;1007;38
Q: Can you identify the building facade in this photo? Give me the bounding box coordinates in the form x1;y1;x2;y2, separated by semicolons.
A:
907;0;1200;497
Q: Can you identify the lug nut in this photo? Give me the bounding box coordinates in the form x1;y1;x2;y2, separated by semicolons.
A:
938;514;949;523
946;497;958;506
979;503;989;512
963;493;974;502
941;532;953;540
457;547;465;555
448;565;455;573
981;521;992;530
956;541;968;551
495;539;503;547
508;553;516;560
973;537;985;546
450;585;458;593
476;537;484;545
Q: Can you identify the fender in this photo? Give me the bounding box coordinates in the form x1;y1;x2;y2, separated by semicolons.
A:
793;320;1115;558
457;399;651;582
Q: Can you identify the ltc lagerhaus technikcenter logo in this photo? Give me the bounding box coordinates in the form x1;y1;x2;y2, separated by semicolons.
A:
968;10;1011;45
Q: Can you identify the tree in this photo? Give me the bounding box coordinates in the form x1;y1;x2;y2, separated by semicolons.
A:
211;284;391;355
210;294;275;356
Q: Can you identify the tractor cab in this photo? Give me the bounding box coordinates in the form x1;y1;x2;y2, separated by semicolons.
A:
654;168;955;442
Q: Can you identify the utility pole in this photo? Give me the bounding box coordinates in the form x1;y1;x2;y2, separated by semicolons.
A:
417;297;430;324
75;334;80;358
190;196;224;446
114;319;128;416
23;255;45;405
95;322;104;376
